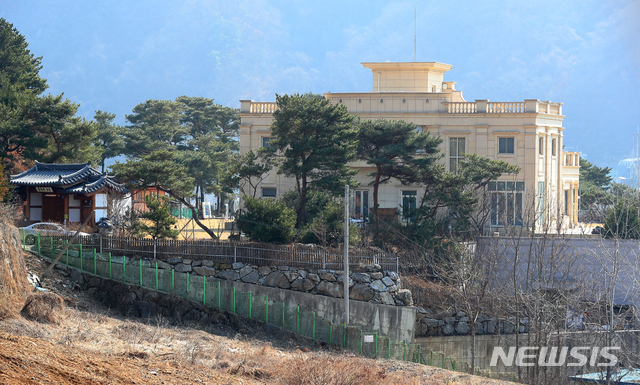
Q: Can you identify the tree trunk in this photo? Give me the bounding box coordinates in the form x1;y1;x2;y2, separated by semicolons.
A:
470;322;476;374
373;166;381;229
296;175;307;229
157;186;219;239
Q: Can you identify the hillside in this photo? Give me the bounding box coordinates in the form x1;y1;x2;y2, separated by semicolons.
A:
0;241;519;384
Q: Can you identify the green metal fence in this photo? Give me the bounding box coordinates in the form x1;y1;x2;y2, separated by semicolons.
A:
27;235;473;374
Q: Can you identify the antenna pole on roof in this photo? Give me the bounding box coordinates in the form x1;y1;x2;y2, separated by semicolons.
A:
414;7;417;62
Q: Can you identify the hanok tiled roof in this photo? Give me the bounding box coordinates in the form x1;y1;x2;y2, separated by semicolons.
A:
62;175;128;195
10;161;128;195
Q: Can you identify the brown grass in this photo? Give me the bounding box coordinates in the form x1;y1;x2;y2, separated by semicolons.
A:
21;292;65;324
276;353;419;385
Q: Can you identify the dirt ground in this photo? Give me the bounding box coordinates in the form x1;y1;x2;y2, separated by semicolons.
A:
0;251;520;385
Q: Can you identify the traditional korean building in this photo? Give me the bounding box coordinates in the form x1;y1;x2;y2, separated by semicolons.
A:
10;162;128;224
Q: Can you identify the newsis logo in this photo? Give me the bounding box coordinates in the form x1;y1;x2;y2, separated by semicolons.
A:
490;347;620;367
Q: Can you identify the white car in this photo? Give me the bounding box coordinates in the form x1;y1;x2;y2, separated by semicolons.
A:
18;223;90;245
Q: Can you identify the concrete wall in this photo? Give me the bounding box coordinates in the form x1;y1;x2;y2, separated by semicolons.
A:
417;330;640;376
216;279;417;343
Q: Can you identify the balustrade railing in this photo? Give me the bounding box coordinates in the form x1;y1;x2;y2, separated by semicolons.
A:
446;102;477;113
250;102;278;114
487;102;525;113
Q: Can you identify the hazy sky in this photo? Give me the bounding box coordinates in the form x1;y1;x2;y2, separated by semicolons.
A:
3;0;639;170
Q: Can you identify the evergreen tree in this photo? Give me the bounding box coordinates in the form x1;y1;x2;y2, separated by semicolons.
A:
0;18;99;172
132;194;180;240
268;93;358;228
94;110;125;172
113;97;239;239
357;119;441;227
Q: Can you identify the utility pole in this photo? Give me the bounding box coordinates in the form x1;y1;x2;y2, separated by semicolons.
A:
344;185;350;325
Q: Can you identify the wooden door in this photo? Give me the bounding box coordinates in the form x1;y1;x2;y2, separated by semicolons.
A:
42;195;65;222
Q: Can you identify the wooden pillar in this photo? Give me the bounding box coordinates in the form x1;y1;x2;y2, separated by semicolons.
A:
64;194;69;226
25;188;30;222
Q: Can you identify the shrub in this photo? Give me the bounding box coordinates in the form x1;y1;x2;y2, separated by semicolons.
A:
302;200;360;246
21;292;65;324
236;196;296;243
132;194;179;239
603;200;640;239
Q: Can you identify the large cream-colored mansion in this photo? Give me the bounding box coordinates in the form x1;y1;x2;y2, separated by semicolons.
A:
239;62;580;233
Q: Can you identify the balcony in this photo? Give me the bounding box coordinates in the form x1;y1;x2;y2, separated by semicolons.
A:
443;100;562;115
240;98;563;116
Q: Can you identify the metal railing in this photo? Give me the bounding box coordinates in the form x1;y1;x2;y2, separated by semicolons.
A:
28;235;399;272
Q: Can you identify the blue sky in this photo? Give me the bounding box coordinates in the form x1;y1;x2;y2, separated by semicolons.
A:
3;0;639;170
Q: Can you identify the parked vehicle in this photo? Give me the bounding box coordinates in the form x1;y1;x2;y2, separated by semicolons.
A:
18;223;90;245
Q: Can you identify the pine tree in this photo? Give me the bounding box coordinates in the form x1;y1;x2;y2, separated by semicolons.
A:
269;93;358;227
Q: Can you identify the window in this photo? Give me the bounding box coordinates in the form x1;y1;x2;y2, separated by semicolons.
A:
552;138;556;156
489;181;524;226
262;187;276;198
537;181;545;227
449;138;465;173
354;190;369;220
262;137;273;148
539;137;544;155
499;137;514;154
401;191;417;223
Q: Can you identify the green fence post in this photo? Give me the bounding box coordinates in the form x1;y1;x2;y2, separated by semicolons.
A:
343;323;346;347
186;272;190;296
109;253;112;279
282;302;285;327
171;269;174;291
93;248;97;275
155;262;158;291
442;353;445;369
66;240;69;266
403;340;407;361
312;312;316;343
329;321;333;345
388;338;391;359
217;281;221;309
233;287;236;314
359;331;363;354
50;237;53;257
375;333;378;358
139;259;143;286
203;275;206;305
21;229;25;250
453;360;456;371
265;295;268;322
248;293;252;319
80;243;83;271
430;351;433;366
296;306;300;334
418;346;422;365
37;234;40;257
123;257;126;283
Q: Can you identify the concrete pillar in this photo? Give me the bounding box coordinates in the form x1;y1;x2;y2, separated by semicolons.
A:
476;99;488;113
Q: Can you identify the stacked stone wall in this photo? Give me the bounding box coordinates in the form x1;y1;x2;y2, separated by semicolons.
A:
156;257;413;307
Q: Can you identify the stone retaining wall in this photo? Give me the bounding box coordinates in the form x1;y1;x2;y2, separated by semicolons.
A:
140;256;412;307
415;307;529;337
